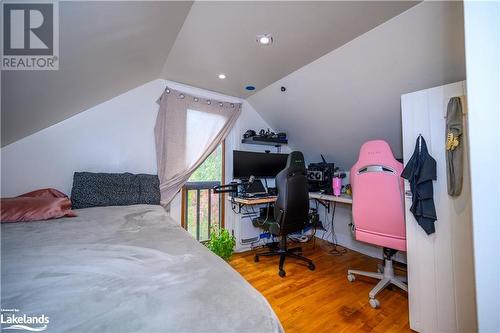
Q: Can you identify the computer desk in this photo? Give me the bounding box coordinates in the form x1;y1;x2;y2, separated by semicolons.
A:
229;193;352;252
229;192;352;213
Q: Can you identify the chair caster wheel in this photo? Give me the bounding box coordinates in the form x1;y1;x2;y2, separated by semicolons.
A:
279;269;286;278
254;255;259;262
308;263;315;271
347;273;356;282
369;298;380;308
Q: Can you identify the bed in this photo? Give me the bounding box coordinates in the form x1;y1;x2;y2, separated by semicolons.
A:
1;204;283;333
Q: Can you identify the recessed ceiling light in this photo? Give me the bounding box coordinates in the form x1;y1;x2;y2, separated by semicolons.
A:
245;85;256;91
218;73;226;79
256;34;273;46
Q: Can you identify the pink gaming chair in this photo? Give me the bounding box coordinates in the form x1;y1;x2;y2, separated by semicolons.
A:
347;140;407;308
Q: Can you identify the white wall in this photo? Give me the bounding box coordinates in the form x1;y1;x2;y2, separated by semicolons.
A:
248;1;466;171
1;80;164;197
0;79;242;198
464;2;500;332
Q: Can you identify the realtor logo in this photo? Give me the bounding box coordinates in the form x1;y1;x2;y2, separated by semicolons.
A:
1;308;49;332
1;1;59;70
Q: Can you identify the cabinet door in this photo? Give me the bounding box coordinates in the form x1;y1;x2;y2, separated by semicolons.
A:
401;81;477;333
402;89;441;332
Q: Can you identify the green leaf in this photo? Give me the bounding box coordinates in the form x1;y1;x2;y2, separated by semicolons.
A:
205;225;235;261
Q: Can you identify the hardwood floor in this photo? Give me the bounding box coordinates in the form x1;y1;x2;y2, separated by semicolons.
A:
230;239;412;333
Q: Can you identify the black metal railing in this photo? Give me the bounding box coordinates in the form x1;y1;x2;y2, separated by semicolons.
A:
183;181;222;241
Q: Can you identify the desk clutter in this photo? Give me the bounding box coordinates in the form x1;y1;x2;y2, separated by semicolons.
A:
214;150;351;198
241;128;288;149
212;148;353;277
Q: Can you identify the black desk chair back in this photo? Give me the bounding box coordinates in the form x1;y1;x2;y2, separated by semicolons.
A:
253;151;315;277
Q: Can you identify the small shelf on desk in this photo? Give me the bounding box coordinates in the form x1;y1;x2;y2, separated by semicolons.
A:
228;195;277;213
228;196;277;205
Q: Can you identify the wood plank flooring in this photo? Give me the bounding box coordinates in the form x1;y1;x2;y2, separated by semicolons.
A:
230;239;412;333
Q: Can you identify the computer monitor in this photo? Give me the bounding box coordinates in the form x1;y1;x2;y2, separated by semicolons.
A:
233;150;288;179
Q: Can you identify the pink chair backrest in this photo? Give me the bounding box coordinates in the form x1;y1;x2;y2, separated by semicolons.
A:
350;140;406;251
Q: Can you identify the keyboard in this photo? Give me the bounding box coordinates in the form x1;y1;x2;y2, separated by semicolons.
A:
239;193;270;199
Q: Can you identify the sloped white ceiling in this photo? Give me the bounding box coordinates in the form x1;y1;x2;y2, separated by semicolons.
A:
3;0;464;160
161;1;418;98
247;1;466;170
1;1;192;146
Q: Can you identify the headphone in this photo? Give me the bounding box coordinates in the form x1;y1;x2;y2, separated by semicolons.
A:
243;130;256;139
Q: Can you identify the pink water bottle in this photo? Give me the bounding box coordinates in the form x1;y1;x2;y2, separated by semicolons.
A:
332;177;342;196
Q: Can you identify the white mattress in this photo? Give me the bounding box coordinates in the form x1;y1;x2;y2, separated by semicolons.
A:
1;205;282;333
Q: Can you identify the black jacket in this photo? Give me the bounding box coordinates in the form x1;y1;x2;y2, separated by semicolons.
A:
401;135;437;235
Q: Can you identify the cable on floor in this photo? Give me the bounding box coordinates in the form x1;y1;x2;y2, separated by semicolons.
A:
328;202;347;256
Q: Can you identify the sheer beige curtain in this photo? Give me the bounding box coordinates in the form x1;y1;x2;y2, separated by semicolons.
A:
154;86;241;204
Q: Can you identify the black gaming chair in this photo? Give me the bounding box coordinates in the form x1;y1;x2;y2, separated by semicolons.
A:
252;151;315;277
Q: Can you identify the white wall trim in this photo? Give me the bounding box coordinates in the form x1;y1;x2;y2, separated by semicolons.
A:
464;2;500;331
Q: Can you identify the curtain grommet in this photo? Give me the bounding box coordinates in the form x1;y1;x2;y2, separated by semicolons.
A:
230;103;234;108
166;89;170;94
207;100;211;105
180;94;185;99
194;97;199;102
219;102;223;107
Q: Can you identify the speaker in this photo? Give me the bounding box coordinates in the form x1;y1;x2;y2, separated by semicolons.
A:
307;161;335;194
307;170;324;181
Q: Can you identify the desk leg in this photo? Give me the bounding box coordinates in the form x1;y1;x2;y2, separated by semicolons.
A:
314;199;331;214
230;198;244;214
331;202;336;222
329;202;347;255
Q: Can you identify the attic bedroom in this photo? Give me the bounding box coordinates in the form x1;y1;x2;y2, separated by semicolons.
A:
1;1;499;333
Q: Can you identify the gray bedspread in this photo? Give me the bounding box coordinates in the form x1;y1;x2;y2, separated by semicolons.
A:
1;205;282;333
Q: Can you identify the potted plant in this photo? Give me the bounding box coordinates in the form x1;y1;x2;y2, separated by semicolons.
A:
205;226;236;261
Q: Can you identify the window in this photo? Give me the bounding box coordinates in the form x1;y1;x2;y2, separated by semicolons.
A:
182;144;224;241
